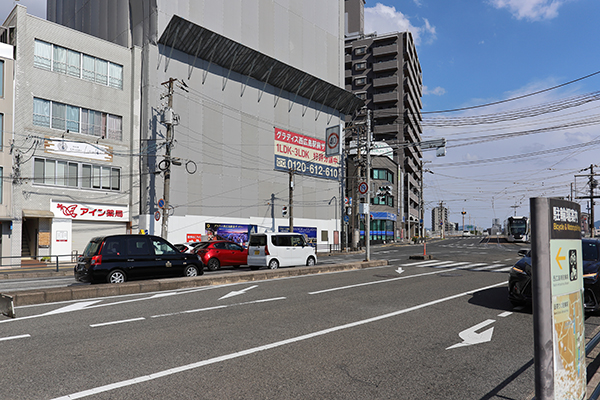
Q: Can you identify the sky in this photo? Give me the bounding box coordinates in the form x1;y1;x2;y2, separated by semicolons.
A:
1;1;599;231
364;0;600;230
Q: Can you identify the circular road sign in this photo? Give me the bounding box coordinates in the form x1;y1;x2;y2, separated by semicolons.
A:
154;211;161;221
358;182;368;195
327;131;339;150
157;198;165;209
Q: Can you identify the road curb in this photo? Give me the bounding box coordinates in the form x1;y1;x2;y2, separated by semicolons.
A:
3;260;388;307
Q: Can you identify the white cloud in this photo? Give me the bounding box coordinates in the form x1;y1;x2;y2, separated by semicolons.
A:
364;3;436;45
423;86;446;96
488;0;570;21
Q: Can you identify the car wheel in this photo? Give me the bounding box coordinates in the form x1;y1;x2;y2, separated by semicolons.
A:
207;258;220;271
306;256;316;266
107;269;126;284
184;265;200;277
268;259;279;269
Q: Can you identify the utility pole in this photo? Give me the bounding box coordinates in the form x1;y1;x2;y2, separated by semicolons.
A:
365;109;371;261
289;169;294;232
575;164;599;237
160;78;175;239
461;209;466;232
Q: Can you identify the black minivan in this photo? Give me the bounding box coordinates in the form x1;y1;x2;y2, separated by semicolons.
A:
75;234;204;284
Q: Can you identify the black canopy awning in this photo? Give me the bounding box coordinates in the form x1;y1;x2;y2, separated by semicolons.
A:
158;15;364;115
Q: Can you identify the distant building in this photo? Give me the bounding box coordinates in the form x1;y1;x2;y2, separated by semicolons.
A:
343;0;423;241
432;206;448;233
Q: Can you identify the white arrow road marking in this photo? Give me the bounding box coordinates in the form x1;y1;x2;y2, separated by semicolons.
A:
42;300;103;316
396;267;404;275
446;319;496;350
0;334;31;342
219;285;258;300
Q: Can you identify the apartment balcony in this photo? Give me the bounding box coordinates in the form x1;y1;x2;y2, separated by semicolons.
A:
373;75;399;88
373;123;400;136
373;108;400;119
373;43;398;57
372;91;399;103
373;59;399;73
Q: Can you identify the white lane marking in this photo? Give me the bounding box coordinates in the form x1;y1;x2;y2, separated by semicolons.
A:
90;318;145;328
152;297;287;319
42;301;103;316
309;268;462;295
492;266;513;272
219;285;258;300
471;264;506;271
498;312;512;317
447;319;495;350
0;334;31;342
51;281;507;400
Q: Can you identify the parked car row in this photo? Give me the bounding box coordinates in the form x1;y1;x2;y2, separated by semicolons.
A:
508;238;600;312
75;232;317;284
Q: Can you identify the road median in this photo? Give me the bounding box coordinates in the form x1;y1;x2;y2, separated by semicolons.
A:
3;260;388;307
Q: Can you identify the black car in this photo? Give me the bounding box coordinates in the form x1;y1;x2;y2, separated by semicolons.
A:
75;234;204;284
508;238;600;311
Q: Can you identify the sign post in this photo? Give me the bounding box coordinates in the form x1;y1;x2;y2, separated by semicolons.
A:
531;197;585;400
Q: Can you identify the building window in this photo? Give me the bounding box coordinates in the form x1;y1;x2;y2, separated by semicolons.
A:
34;158;121;191
354;61;367;71
34;39;123;90
354;77;366;86
354;46;367;56
0;114;3;151
372;168;394;182
356;92;367;100
33;98;122;140
371;195;394;207
0;60;4;98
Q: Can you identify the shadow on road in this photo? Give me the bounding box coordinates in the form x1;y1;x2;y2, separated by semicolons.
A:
467;287;531;314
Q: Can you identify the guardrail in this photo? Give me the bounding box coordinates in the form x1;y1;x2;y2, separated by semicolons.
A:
0;253;79;272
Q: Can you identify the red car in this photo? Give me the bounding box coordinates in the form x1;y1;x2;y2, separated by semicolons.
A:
194;240;248;271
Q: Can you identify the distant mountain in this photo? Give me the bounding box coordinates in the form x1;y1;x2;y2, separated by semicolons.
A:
596;220;600;229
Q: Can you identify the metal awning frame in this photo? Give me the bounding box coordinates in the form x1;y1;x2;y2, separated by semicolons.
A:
158;15;364;116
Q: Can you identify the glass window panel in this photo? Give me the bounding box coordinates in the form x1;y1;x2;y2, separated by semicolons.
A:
107;114;122;140
101;113;106;138
51;102;66;130
109;63;123;89
33;98;50;127
34;40;52;70
66;105;80;133
82;164;91;188
95;59;108;85
67;49;81;78
80;109;89;135
53;45;67;74
101;167;110;189
82;54;95;81
68;162;78;187
56;161;67;186
0;60;3;98
44;160;55;185
0;113;3;151
92;165;100;188
34;158;44;184
111;168;120;190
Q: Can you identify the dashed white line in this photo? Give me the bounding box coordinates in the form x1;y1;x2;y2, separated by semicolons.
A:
0;334;31;342
90;318;145;328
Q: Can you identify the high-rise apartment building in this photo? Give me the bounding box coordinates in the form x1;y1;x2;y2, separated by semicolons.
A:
432;205;449;233
344;0;423;240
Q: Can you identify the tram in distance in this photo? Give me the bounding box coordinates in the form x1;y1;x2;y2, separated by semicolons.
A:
504;216;530;243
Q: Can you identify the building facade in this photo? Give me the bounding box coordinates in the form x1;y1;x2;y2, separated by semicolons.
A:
2;6;141;262
343;0;423;241
0;39;14;261
46;0;361;250
432;205;449;233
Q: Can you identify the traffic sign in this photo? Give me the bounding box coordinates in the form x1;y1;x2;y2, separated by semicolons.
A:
154;211;161;221
358;182;368;195
157;198;165;209
343;215;349;223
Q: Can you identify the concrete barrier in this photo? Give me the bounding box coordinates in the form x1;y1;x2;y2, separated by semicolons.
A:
4;260;387;307
0;293;15;318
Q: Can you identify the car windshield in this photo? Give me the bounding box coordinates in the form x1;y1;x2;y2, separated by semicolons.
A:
82;240;102;257
194;242;211;249
583;241;599;261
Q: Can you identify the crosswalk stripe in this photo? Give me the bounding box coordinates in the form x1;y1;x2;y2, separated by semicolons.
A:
471;264;506;271
492;266;513;272
400;260;453;267
455;263;487;269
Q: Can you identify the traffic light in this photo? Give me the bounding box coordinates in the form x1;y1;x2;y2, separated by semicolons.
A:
282;206;288;217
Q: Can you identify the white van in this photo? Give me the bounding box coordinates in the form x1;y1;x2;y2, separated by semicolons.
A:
247;232;317;270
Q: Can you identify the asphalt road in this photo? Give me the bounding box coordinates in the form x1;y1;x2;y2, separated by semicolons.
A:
1;237;597;399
